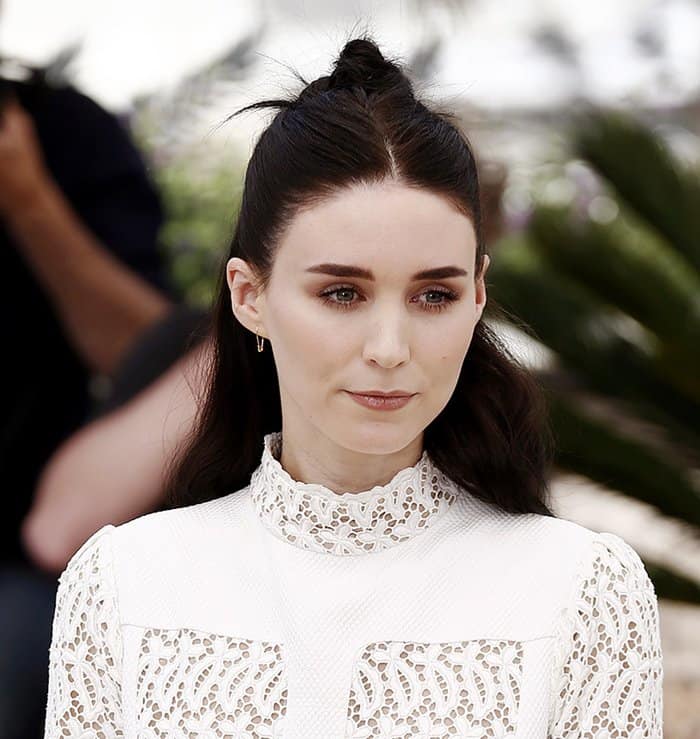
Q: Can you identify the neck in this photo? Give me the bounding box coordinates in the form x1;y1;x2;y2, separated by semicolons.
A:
278;425;425;495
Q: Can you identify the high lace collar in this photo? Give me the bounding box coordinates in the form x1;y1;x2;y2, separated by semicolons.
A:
249;431;460;556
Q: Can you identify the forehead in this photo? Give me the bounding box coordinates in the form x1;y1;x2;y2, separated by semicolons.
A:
275;181;477;271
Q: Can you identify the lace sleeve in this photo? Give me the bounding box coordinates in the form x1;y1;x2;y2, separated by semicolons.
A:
549;531;664;738
44;524;123;738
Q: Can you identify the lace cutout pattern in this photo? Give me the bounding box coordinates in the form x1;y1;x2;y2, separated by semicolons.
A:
250;431;459;555
44;527;123;738
346;639;524;737
135;628;288;737
550;532;664;738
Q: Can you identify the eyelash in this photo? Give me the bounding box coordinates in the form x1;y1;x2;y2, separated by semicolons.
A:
318;285;459;313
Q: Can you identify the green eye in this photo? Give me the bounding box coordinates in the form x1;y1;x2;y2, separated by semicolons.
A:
319;286;458;313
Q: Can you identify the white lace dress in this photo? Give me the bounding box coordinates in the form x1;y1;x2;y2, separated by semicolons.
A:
44;430;664;738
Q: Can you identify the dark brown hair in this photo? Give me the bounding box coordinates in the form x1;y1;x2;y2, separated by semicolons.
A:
164;33;556;517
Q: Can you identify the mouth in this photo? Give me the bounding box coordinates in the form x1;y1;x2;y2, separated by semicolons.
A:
344;390;416;410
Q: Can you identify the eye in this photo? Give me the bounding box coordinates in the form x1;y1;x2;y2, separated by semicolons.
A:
320;286;359;309
415;289;459;312
318;285;458;313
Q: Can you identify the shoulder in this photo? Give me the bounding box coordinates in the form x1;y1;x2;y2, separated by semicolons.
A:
506;512;646;569
529;517;656;602
463;505;603;565
56;524;121;629
61;522;117;583
444;504;609;611
112;488;252;548
570;529;657;601
55;491;255;630
488;512;655;603
63;491;253;589
108;489;254;579
553;526;659;643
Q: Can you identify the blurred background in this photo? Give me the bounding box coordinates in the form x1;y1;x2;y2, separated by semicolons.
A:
1;0;699;736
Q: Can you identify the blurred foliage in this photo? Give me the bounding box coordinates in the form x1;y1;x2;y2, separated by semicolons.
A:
576;111;700;272
131;94;247;308
154;157;243;307
488;110;700;603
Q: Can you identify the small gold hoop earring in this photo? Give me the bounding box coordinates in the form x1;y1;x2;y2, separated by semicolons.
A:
256;329;265;353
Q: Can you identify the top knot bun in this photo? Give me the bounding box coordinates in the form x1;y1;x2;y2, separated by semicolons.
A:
327;38;407;96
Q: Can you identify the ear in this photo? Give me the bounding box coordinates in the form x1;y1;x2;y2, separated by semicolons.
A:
475;253;490;320
226;257;267;338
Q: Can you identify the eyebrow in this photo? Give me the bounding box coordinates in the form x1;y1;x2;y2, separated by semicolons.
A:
305;263;468;281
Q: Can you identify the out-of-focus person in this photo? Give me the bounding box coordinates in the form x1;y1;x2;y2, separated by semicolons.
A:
0;53;175;737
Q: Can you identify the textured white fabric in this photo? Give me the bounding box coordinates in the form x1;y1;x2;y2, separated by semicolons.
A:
44;430;664;738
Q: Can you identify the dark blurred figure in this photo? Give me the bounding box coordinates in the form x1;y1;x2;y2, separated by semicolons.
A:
0;56;175;737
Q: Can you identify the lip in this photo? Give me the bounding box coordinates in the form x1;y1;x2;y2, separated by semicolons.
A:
350;390;414;397
345;390;416;411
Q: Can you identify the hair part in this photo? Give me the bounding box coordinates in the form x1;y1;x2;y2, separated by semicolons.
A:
163;32;557;518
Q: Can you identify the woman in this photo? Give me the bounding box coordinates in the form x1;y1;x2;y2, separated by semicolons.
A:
44;35;663;738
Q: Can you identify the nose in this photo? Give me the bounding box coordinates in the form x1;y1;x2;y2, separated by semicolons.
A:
361;308;410;367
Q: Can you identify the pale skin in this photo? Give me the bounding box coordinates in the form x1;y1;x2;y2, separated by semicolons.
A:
0;96;172;376
227;180;489;494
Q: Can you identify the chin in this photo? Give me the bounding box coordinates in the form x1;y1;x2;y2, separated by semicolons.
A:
336;424;422;456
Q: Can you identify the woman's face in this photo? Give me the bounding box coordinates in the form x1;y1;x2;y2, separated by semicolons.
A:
227;180;488;456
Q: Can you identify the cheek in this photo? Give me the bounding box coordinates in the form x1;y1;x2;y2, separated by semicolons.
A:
275;302;319;352
418;318;475;412
268;294;349;384
421;311;475;365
